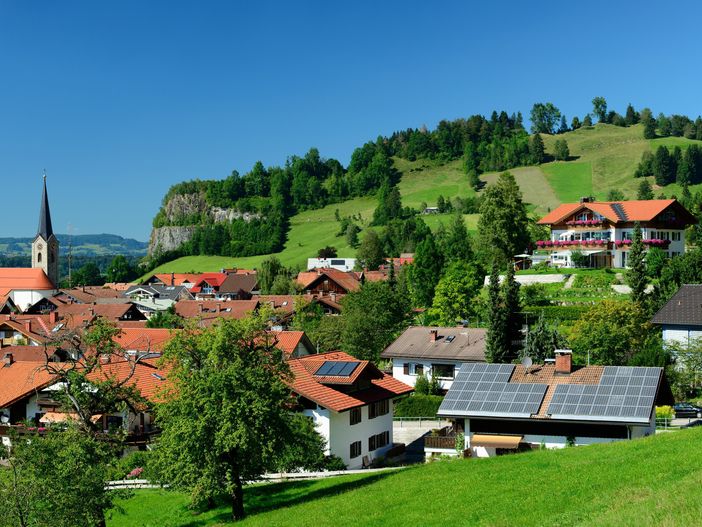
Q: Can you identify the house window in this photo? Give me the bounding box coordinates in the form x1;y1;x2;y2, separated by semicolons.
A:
369;431;390;452
672;232;681;241
659;231;670;241
37;253;42;263
350;407;361;426
621;231;632;241
350;441;361;459
368;399;389;419
403;363;424;376
432;364;455;379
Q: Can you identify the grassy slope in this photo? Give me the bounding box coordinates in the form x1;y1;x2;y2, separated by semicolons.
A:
110;427;702;527
144;124;702;275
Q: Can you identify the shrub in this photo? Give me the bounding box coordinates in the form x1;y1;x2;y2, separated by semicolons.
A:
322;455;347;471
394;394;444;417
414;373;430;395
656;405;674;419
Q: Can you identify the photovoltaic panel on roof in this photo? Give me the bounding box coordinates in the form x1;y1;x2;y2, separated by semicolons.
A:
314;361;359;377
547;366;661;424
437;363;548;418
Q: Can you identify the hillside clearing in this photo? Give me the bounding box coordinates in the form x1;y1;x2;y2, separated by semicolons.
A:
481;166;561;214
109;426;702;526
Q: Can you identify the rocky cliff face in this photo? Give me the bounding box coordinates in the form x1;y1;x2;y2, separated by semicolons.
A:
148;226;197;255
148;192;261;255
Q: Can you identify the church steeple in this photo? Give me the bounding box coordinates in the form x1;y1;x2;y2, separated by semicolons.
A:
32;173;59;288
37;172;54;239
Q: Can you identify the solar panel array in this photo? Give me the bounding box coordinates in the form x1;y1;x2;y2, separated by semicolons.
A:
314;361;359;377
438;363;548;418
548;366;660;423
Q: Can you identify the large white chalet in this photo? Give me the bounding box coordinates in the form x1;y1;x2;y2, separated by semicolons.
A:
536;198;697;268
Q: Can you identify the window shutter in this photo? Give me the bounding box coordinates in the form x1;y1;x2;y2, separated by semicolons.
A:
403;363;409;375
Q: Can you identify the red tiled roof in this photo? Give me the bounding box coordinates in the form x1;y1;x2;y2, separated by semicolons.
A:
296;268;361;293
174;300;259;325
537;199;696;225
0;360;57;408
150;273;203;286
113;328;177;353
288;351;413;412
57;303;144;322
0;345;66;362
270;330;305;357
190;273;229;293
86;360;169;404
0;268;56;296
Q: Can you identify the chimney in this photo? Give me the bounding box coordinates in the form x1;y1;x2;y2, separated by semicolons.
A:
555;349;573;374
216;303;221;313
49;311;58;324
24;321;31;332
171;272;175;286
198;303;204;313
3;353;13;366
429;329;438;342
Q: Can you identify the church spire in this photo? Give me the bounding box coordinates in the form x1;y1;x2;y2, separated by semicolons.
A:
37;170;54;240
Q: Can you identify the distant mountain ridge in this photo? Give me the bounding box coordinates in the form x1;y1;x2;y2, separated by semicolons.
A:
0;233;148;257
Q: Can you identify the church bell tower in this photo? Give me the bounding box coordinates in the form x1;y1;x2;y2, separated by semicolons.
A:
31;174;59;287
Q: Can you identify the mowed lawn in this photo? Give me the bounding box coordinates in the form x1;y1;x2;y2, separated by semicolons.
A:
481;166;561;214
541;162;593;203
110;427;702;527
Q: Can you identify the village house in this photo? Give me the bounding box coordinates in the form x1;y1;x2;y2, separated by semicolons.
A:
536;198;697;268
381;326;486;391
296;268;361;296
123;284;193;317
174;299;260;326
651;284;702;347
430;351;672;459
217;272;259;300
306;257;357;272
142;273;203;289
289;351;413;468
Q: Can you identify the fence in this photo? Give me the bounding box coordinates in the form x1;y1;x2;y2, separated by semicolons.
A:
393;416;449;428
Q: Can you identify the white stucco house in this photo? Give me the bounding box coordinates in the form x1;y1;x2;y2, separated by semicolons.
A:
288;351;413;469
381;326;486;392
429;351;671;459
536;198;696;268
306;258;357;272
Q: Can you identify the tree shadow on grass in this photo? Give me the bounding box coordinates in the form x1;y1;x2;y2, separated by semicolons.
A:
180;472;394;526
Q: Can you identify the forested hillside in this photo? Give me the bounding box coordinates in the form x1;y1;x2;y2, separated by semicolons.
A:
147;99;702;274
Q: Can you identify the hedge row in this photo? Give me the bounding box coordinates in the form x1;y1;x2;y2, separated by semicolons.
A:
521;305;590;323
394;394;444;417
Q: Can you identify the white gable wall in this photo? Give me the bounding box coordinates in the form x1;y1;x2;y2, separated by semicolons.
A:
305;400;395;469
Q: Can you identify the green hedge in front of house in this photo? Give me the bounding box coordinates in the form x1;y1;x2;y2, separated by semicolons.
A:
394;394;444;417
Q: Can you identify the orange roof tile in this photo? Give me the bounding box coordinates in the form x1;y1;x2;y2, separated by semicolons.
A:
0;268;56;296
150;273;203;286
538;199;696;225
296;268;361;293
113;328;177;353
288;351;413;412
174;299;259;325
86;360;169;404
0;361;57;408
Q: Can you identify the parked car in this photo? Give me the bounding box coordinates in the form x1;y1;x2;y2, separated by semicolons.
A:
673;403;702;418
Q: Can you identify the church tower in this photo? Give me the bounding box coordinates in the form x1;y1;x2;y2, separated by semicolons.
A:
31;174;59;287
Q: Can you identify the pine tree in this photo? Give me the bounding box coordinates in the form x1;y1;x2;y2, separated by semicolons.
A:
486;262;508;363
529;134;545;164
583;115;593;127
625;103;639;125
503;263;522;359
653;146;674;186
626;223;647;305
408;234;444;307
443;212;474;263
558;115;569;134
523;312;568;362
571;116;581;130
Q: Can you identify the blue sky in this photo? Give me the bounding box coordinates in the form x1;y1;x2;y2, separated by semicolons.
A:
1;1;701;240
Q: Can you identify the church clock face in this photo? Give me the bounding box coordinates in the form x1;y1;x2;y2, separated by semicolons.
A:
37;243;43;250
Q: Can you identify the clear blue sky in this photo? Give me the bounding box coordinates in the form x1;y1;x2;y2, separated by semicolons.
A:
1;1;701;241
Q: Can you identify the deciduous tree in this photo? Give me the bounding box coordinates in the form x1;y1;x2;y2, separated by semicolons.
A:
155;314;325;521
427;261;483;326
591;96;608;123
